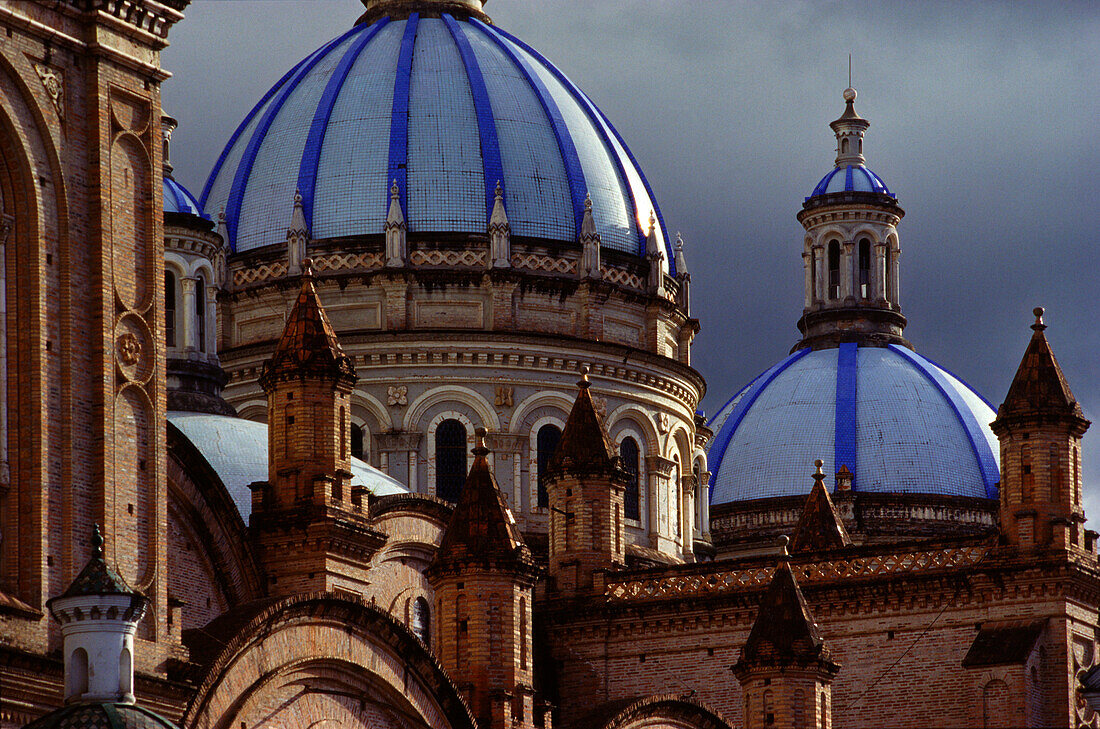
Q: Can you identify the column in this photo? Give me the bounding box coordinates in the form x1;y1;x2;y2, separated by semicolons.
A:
812;245;825;306
887;242;901;306
205;283;218;359
682;472;695;558
802;250;813;308
840;240;854;302
180;277;197;351
700;471;711;540
873;242;887;302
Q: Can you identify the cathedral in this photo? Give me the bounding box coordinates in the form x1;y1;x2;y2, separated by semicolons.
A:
1;1;1098;728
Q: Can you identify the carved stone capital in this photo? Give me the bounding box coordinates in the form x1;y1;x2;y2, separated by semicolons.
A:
645;455;676;477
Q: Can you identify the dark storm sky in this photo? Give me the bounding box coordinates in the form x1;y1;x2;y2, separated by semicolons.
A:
162;1;1100;508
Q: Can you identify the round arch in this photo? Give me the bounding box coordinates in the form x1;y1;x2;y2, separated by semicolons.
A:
509;390;574;433
404;385;499;433
595;694;732;729
607;404;660;455
183;593;476;729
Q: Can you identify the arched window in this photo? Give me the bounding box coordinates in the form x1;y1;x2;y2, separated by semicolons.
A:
165;270;176;348
840;138;849;155
195;273;206;353
536;424;562;508
827;240;841;300
69;647;88;698
339;407;347;460
351;423;364;460
763;688;775;726
411;597;430;645
119;647;132;695
858;238;871;298
435;419;467;502
519;596;528;670
620;437;640;520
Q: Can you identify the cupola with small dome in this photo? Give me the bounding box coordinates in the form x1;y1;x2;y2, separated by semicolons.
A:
707;89;1000;538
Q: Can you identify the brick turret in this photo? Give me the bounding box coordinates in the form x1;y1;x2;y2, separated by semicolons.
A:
991;308;1090;550
732;553;839;729
253;260;385;596
427;428;542;729
790;460;852;553
543;368;629;593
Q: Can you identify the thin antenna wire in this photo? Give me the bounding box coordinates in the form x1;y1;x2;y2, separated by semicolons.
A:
848;54;852;88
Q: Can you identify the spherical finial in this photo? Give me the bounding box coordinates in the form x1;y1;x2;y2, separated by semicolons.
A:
843;87;857;102
475;426;488;448
777;534;790;556
1032;306;1046;331
814;458;825;476
301;258;313;277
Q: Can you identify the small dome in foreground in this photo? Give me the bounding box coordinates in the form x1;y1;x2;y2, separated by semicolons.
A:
163;176;205;218
707;344;1000;504
807;164;892;200
23;703;179;729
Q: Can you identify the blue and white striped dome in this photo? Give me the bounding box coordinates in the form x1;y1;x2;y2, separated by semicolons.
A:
164;176;206;218
707;344;1000;503
200;13;672;271
807;164;893;201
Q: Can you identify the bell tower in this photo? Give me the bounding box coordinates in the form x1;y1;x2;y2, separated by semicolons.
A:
795;88;908;351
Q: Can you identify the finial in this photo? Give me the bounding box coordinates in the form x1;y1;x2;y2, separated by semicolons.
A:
675;232;684;251
584;191;593;212
578;365;591;389
218;208;227;225
294;188;303;205
843;86;857;103
390;179;400;199
777;534;790;557
301;258;313;278
92;523;104;560
473;426;490;456
648;210;656;235
813;458;826;479
1032;306;1046;331
494;180;503;199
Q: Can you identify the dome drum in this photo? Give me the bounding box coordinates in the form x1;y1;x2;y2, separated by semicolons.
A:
795;306;908;352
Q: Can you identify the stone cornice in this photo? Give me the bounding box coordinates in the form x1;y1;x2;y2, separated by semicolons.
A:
223;331;706;410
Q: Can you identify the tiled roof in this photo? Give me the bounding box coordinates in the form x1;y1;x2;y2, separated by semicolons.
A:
736;561;833;668
997;312;1083;421
199;14;675;274
433;432;530;568
708;344;1001;502
549;372;617;475
56;526;139;600
258;264;356;387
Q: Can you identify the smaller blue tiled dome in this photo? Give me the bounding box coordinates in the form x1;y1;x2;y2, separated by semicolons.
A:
807;164;893;201
707;344;1000;503
163;176;207;218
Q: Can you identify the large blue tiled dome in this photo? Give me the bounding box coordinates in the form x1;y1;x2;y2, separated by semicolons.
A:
201;12;672;270
707;344;1000;503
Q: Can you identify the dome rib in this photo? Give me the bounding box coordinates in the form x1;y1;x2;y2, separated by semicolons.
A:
469;18;587;239
442;13;505;226
223;28;360;248
200;44;314;216
298;18;391;229
387;13;419;224
203;15;671;258
834;342;858;487
487;22;648;258
889;344;1000;498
